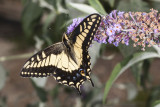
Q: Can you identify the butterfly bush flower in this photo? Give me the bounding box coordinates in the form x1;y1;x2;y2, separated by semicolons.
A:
95;8;160;50
67;9;160;50
67;18;84;35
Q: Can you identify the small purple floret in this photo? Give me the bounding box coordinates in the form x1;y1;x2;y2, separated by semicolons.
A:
113;24;121;32
118;11;125;18
106;27;115;36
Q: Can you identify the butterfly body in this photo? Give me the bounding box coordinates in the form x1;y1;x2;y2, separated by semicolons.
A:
20;13;102;94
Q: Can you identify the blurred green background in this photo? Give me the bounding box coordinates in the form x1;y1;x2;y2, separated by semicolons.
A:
0;0;160;107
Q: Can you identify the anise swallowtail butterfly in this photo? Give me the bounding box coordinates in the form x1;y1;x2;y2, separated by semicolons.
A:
20;13;102;94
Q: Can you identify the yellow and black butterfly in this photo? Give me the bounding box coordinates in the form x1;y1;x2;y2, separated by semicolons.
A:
20;13;102;94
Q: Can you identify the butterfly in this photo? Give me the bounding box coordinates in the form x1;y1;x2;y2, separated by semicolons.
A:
20;13;102;94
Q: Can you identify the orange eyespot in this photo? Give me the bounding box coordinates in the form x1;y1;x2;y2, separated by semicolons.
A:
80;70;85;76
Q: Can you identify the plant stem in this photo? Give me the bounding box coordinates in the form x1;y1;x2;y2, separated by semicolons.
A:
0;52;34;62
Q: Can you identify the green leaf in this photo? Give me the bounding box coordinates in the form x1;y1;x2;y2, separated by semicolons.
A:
89;41;101;68
31;78;47;88
0;96;7;107
88;0;106;15
130;62;142;85
148;86;160;107
108;0;115;8
39;0;54;10
0;64;6;90
151;1;160;11
153;45;160;55
51;85;59;99
43;12;56;33
152;100;160;107
103;55;132;104
67;2;98;14
140;59;150;89
21;0;28;5
117;0;150;11
31;79;47;102
31;78;47;103
22;1;43;37
46;0;57;10
118;41;140;58
103;52;160;104
45;13;68;44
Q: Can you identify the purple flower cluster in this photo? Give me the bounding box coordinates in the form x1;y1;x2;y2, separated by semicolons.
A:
67;18;84;35
94;10;130;46
94;12;126;46
67;9;160;50
95;9;160;50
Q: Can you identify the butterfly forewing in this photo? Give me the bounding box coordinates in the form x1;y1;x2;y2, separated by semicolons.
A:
20;43;64;77
69;14;102;82
69;14;101;50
